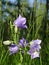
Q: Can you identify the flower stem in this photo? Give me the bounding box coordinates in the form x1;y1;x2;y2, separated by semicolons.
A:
40;54;42;65
20;48;23;64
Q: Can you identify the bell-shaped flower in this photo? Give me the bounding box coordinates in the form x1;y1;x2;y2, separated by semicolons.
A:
19;37;28;47
8;44;19;55
13;15;27;28
27;49;40;59
30;39;41;51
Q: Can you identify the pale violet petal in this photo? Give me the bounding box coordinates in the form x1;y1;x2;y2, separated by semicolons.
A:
31;51;39;59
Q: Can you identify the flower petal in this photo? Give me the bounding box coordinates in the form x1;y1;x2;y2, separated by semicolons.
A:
31;51;39;59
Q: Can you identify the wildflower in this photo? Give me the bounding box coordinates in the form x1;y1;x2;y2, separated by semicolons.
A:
3;40;13;45
27;49;39;59
30;39;41;45
8;44;19;55
19;37;28;47
27;39;41;59
13;14;27;28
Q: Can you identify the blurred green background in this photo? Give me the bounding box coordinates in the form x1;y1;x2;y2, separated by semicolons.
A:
0;0;49;65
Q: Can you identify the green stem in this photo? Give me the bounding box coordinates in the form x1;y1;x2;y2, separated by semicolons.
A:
20;48;23;64
2;50;9;64
40;53;42;65
0;51;4;64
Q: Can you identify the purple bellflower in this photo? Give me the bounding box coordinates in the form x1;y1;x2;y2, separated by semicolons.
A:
8;44;19;55
30;39;41;51
27;39;41;59
19;37;28;47
27;49;40;59
13;15;27;28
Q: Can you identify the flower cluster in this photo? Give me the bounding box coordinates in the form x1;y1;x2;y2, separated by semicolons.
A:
27;39;41;59
3;15;41;59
